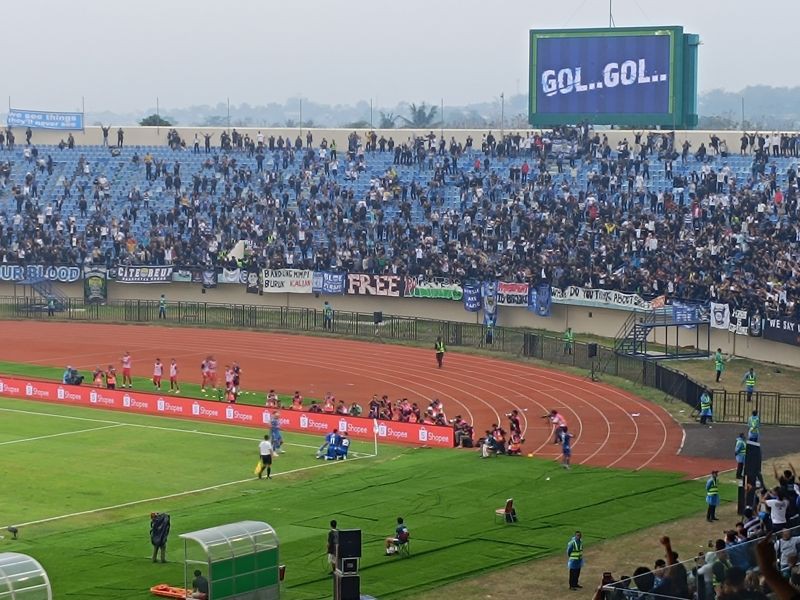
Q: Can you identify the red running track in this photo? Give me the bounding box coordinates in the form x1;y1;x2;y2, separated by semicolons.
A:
0;321;725;477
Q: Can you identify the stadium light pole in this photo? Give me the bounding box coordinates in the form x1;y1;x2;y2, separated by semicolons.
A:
608;0;613;27
370;98;373;128
440;98;444;141
500;92;505;137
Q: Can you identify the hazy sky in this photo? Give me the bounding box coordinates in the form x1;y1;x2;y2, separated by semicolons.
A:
7;0;799;112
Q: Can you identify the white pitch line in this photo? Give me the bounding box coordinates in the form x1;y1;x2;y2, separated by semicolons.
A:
12;453;376;528
0;406;370;454
0;424;125;446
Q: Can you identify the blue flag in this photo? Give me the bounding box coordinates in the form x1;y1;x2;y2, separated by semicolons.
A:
536;283;552;317
482;281;498;326
462;281;481;312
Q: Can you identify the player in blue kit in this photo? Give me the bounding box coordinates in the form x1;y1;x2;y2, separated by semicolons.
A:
560;427;574;469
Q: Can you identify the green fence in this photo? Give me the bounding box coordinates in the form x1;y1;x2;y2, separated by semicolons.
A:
3;295;798;425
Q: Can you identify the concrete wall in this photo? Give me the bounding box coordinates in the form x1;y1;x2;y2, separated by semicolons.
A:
6;125;775;154
3;281;799;366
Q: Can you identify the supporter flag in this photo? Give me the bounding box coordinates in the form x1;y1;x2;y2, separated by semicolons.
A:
462;281;481;312
748;314;763;337
729;309;749;336
482;281;498;326
246;270;261;294
710;302;730;330
535;283;552;317
83;268;108;304
202;270;217;289
650;295;667;309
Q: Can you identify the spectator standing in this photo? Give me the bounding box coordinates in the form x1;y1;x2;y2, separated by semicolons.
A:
566;530;584;590
734;432;747;479
774;528;800;576
327;520;338;574
434;336;446;368
150;512;170;563
117;127;124;147
706;470;720;522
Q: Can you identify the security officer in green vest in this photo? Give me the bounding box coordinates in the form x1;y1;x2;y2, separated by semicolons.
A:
563;327;574;355
323;301;333;331
698;390;713;426
435;336;446;369
748;409;760;442
734;432;747;479
714;348;726;382
566;530;584;590
742;368;756;402
158;294;167;319
705;470;720;522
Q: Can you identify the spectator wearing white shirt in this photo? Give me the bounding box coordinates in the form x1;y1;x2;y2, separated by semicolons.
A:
774;528;800;577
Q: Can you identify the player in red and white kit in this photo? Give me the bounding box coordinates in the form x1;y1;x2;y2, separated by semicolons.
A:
543;409;568;444
121;351;133;388
169;359;180;393
153;358;164;391
200;357;210;392
207;356;218;390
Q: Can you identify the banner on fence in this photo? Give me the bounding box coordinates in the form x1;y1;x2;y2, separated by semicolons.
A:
763;317;800;346
672;302;698;328
551;286;652;310
404;276;463;301
729;309;749;336
246;271;261;294
219;268;246;284
0;376;453;448
748;314;763;337
115;265;174;284
202;270;217;289
83;268;108;304
171;269;194;283
0;264;81;283
7;108;84;130
535;283;552;317
262;269;313;293
312;271;346;295
482;281;498;326
462;282;481;312
496;282;529;306
710;302;730;330
346;274;404;297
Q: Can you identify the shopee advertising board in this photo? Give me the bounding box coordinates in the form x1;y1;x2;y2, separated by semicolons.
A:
0;376;454;447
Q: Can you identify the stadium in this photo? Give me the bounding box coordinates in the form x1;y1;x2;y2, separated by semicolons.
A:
2;4;800;600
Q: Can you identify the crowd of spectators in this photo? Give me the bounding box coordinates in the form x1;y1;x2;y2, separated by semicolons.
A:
598;466;800;599
1;125;799;318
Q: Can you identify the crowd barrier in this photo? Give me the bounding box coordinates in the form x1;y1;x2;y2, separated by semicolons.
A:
3;296;800;426
0;376;454;448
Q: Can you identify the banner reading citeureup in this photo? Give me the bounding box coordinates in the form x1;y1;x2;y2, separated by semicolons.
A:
262;269;313;293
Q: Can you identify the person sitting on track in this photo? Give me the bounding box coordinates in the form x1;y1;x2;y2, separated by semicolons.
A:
480;430;499;458
507;431;525;456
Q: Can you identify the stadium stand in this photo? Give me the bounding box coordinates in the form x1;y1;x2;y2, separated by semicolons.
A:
1;126;798;320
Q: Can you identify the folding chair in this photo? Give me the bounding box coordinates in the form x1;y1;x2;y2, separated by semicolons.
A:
494;498;517;523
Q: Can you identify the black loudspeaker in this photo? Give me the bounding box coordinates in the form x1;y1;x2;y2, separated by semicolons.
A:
587;343;598;358
373;311;383;325
334;573;360;600
337;529;362;559
739;440;763;513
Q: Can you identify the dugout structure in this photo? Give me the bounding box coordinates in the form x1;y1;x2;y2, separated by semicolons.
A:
180;521;280;600
0;552;52;600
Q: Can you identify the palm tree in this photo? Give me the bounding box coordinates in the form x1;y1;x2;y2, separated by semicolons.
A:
399;103;439;128
379;112;398;129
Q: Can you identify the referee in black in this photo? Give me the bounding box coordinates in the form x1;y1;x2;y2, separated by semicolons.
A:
258;434;273;480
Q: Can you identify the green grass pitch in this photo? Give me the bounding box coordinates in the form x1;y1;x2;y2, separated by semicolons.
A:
0;393;733;599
